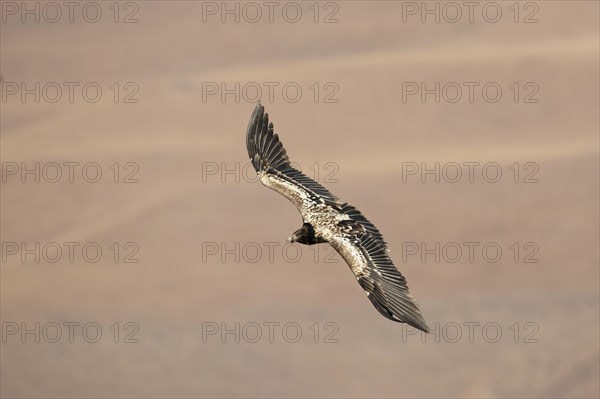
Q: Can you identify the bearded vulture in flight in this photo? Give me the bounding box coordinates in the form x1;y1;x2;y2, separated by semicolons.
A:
246;102;429;332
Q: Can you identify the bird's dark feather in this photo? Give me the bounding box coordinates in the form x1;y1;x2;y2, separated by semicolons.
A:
246;102;338;206
355;233;430;332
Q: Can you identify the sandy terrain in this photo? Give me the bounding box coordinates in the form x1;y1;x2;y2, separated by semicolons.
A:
1;1;598;398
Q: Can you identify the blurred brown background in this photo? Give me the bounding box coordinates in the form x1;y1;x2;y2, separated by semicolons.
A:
1;1;598;398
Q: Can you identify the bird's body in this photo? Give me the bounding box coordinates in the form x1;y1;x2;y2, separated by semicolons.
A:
246;102;430;332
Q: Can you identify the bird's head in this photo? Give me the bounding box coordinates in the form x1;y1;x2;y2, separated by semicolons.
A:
287;229;303;244
287;223;317;245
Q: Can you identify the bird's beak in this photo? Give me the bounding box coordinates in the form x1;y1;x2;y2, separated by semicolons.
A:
287;237;293;243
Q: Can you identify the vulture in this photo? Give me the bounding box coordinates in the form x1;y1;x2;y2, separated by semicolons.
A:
246;102;429;332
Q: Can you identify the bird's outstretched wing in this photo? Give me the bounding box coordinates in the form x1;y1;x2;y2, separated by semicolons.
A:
246;102;339;214
246;102;429;332
332;203;430;332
